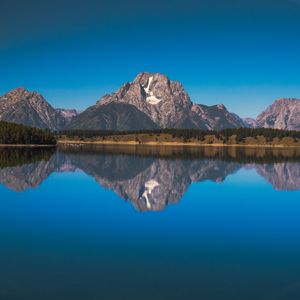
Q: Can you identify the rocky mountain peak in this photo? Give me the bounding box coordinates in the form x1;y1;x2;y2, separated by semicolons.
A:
275;98;300;104
0;88;69;130
217;104;226;110
134;72;170;91
1;87;49;107
96;72;193;128
71;72;248;130
56;109;78;124
256;98;300;130
1;87;31;104
133;72;190;105
244;117;258;128
7;87;28;95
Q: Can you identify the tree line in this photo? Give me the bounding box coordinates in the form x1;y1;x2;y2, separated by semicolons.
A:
0;121;56;145
58;127;300;141
1;121;299;146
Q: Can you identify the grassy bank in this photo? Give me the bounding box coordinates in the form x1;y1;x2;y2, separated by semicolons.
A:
58;133;300;148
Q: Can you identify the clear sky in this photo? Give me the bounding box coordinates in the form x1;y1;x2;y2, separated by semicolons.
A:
1;0;300;118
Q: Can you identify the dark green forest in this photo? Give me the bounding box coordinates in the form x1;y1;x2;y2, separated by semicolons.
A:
0;121;56;145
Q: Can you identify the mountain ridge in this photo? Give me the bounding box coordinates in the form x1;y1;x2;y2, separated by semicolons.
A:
1;74;299;131
68;72;247;130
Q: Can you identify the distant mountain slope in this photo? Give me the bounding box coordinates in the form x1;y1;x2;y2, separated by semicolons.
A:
56;108;78;122
191;103;246;130
256;98;300;130
243;117;258;128
56;108;78;127
72;72;246;130
0;88;66;130
66;102;157;130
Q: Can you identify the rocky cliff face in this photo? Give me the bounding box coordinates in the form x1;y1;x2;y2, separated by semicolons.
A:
191;103;246;130
69;72;247;130
56;108;78;126
0;88;68;130
256;98;300;130
243;117;258;128
98;72;194;128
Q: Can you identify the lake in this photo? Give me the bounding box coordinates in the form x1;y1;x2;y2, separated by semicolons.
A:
0;145;300;300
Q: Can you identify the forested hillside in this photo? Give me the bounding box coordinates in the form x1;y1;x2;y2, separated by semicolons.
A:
0;121;56;145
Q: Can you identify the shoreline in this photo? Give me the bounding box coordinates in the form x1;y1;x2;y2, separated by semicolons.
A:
0;141;298;149
57;140;300;148
0;144;56;148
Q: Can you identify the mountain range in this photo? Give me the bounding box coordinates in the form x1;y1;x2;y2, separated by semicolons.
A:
0;73;299;131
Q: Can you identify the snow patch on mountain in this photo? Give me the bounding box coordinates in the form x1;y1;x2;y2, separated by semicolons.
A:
143;76;161;105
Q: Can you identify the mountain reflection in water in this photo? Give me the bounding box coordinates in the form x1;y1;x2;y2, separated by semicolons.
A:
0;145;299;211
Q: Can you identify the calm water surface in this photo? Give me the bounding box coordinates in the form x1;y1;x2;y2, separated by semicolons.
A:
0;145;300;300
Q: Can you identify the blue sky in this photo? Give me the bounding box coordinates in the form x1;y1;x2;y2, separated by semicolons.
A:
1;0;300;118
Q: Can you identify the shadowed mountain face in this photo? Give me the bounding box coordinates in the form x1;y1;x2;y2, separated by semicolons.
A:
66;102;157;130
0;146;299;211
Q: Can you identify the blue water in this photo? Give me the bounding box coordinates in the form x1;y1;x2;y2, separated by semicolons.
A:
0;146;299;299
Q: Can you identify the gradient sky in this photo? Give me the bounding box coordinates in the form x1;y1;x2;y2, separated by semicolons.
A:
1;0;300;118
